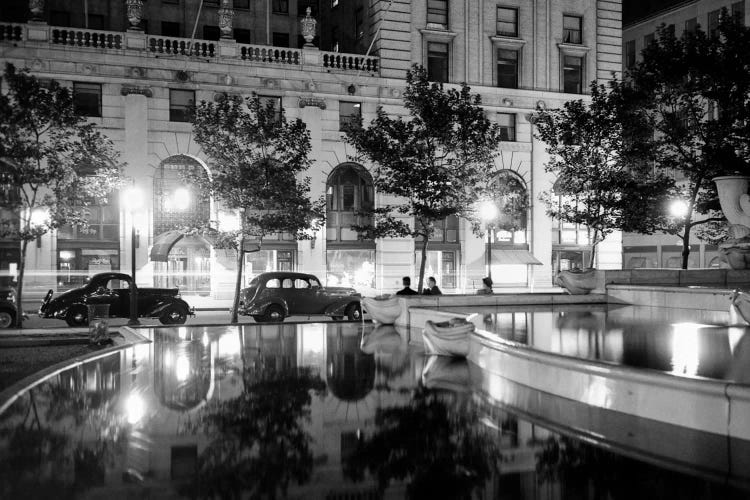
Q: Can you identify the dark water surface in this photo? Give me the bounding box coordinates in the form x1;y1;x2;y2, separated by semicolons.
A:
1;316;748;499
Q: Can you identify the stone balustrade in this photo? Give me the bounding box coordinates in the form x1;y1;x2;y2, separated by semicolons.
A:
0;22;380;75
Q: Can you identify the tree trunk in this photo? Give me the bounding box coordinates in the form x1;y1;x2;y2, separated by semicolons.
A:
14;239;28;328
417;237;429;293
588;244;597;270
230;234;245;324
681;224;691;269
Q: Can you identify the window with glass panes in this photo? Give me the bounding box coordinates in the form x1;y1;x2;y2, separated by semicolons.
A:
272;32;289;47
273;0;288;14
708;9;721;37
162;21;180;37
169;89;194;122
427;42;449;83
496;49;518;88
497;113;516;141
339;102;361;131
496;7;518;36
234;28;250;43
57;203;119;241
427;0;448;28
562;56;583;94
685;17;697;34
203;25;220;40
326;163;373;242
258;95;282;123
733;2;745;24
73;82;102;117
625;40;635;68
644;32;654;46
563;15;582;44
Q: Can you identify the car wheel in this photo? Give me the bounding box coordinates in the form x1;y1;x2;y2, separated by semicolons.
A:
159;304;188;325
65;305;88;327
0;310;14;329
262;304;285;322
331;315;343;321
346;303;362;321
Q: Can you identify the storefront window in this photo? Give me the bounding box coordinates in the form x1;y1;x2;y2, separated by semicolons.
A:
415;250;457;290
326;249;375;291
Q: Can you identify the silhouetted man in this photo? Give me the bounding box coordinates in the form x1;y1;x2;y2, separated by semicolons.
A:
396;276;418;295
422;276;442;295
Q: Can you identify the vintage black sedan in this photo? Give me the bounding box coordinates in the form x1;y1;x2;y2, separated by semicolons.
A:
238;271;362;322
0;286;19;329
39;272;194;326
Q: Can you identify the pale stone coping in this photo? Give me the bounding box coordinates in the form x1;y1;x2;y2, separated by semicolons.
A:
0;326;151;414
403;301;750;440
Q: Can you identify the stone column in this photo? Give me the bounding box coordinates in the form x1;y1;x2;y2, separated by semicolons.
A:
122;89;151;286
530;119;554;289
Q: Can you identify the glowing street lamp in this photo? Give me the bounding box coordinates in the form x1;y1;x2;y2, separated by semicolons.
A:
669;199;689;218
479;200;499;281
122;184;144;326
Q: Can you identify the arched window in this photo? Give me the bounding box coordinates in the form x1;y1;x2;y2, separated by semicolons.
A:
488;170;528;245
153;155;211;295
325;163;375;290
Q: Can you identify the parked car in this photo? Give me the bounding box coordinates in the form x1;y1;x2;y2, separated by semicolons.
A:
238;271;362;322
39;272;194;326
0;286;19;328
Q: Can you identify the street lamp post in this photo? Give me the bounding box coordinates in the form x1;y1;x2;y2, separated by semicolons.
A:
479;200;499;282
123;185;144;326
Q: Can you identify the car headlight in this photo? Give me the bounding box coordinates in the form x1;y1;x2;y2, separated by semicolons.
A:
1;291;16;303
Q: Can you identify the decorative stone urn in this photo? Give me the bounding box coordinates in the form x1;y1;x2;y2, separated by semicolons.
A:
125;0;144;31
29;0;44;22
218;0;234;39
556;269;598;295
300;7;317;47
714;175;750;269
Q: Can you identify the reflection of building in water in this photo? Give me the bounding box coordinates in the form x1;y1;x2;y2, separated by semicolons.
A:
326;324;375;402
153;329;213;411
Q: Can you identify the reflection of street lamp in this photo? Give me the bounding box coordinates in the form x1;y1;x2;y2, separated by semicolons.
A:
123;184;144;326
479;200;499;281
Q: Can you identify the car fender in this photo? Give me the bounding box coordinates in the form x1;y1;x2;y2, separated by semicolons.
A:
148;298;195;317
244;298;289;316
324;298;360;317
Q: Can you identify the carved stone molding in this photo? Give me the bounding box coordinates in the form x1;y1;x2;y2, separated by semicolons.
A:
121;85;153;98
298;96;326;109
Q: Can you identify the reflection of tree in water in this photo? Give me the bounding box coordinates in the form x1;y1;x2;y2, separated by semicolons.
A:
0;355;126;498
536;435;747;499
182;366;326;499
343;385;500;499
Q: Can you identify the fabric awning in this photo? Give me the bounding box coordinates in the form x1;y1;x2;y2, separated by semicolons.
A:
468;249;543;268
150;231;212;262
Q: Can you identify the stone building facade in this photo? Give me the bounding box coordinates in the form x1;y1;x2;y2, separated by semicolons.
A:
0;0;622;299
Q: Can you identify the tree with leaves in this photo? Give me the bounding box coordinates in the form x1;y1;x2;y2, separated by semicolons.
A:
189;94;325;323
626;12;750;268
345;64;503;292
534;79;675;269
0;63;122;327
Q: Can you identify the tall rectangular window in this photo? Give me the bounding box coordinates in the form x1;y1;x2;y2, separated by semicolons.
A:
708;9;721;37
496;7;518;37
563;56;583;94
644;32;655;46
258;95;282;123
87;14;105;29
203;25;220;40
234;28;250;43
498;113;516;141
427;0;448;29
169;89;194;122
272;32;289;47
272;0;289;14
339;102;361;131
496;49;518;88
355;7;364;40
162;21;181;37
625;39;636;68
73;83;102;117
427;42;449;83
733;2;745;24
563;15;582;44
50;10;71;27
684;17;697;34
